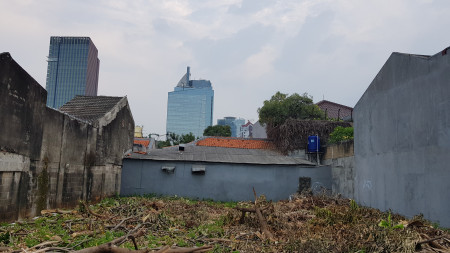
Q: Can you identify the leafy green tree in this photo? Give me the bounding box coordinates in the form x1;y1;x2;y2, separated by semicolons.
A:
258;91;324;126
157;132;197;148
203;125;231;137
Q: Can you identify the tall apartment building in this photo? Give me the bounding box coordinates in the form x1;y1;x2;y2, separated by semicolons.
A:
166;67;214;137
45;36;100;108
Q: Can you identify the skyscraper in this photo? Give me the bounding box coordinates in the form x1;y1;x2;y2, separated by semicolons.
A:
166;67;214;137
45;36;100;108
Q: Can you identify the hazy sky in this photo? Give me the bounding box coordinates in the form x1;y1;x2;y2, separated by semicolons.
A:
1;0;449;137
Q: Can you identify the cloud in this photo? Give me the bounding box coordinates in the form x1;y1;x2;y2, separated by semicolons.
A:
1;0;450;136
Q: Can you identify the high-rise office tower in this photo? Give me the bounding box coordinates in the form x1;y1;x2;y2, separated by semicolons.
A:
166;67;214;137
45;36;100;108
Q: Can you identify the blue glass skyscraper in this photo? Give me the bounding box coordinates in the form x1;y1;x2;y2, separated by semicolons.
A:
166;67;214;137
45;37;100;108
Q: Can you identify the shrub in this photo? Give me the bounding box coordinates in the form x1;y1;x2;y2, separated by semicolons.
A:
328;126;353;144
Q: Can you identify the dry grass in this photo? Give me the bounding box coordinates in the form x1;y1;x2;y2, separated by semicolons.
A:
0;194;448;252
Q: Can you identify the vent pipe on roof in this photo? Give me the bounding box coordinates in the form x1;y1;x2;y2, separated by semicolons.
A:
187;66;190;86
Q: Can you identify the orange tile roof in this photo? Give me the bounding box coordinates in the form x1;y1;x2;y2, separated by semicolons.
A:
196;137;274;149
134;139;150;147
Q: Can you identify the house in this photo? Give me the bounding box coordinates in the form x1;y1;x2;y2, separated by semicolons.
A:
354;47;450;227
133;137;156;154
316;100;353;121
0;52;134;221
121;137;332;202
240;121;253;138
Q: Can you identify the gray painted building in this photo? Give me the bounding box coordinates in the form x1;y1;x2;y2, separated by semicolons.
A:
121;143;332;202
354;48;450;227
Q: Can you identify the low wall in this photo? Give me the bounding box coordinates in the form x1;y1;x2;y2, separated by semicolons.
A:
323;141;355;199
121;159;332;202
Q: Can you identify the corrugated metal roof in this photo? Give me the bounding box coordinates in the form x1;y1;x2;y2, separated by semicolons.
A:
59;96;124;123
126;145;314;166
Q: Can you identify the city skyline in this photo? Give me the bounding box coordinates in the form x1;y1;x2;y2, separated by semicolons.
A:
45;36;99;108
1;1;450;136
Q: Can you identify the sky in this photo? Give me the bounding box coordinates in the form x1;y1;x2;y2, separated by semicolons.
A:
1;0;450;137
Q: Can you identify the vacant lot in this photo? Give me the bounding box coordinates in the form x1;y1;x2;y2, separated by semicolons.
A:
0;193;448;252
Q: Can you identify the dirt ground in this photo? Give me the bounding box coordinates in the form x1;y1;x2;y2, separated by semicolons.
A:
0;193;448;253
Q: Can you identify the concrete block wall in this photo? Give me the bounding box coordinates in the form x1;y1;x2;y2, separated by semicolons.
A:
323;141;355;199
323;141;354;160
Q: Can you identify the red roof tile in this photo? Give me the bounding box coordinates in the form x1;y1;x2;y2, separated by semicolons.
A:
242;121;253;127
134;139;150;147
196;137;274;149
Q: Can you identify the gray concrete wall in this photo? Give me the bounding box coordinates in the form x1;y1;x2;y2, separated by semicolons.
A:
0;53;46;160
0;53;133;221
121;159;331;202
322;141;355;199
354;50;450;227
324;156;355;199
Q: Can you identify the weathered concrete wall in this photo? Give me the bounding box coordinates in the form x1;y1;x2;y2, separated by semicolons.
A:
0;53;46;160
323;141;354;160
96;100;135;166
1;53;47;220
0;153;30;220
323;142;355;199
327;156;355;199
0;53;133;222
354;50;450;227
121;159;331;202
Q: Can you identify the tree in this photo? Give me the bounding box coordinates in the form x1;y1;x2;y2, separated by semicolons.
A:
258;91;324;127
203;125;231;137
180;132;196;143
157;132;197;148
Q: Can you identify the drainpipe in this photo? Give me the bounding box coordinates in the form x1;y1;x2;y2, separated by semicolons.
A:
316;134;320;166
